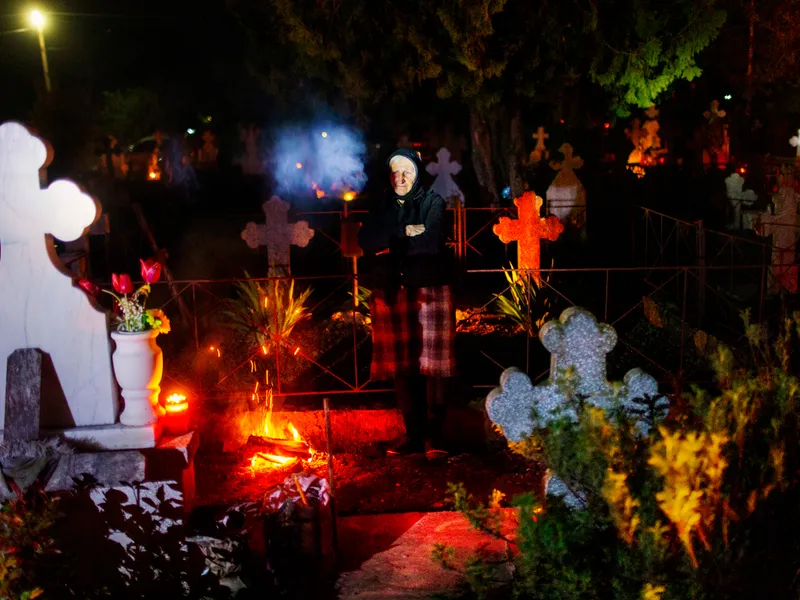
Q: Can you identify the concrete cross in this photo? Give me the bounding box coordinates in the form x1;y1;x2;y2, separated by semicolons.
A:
550;143;583;176
198;130;218;164
493;191;563;282
789;129;800;157
426;147;464;206
644;105;659;120
704;100;726;122
241;196;315;276
529;126;550;164
755;188;800;294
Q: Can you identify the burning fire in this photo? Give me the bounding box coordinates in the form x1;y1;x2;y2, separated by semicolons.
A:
249;384;314;472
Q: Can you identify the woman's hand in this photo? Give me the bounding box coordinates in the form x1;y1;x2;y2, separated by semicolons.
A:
405;224;426;237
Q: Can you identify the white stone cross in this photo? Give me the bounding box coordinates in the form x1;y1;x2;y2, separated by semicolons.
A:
0;122;118;430
241;196;315;276
789;129;800;157
426;147;464;206
725;173;757;229
755;188;800;294
547;144;586;229
529;126;550;164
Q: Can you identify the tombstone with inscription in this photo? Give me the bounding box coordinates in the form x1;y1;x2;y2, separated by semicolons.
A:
486;307;667;507
241;195;315;276
547;143;586;231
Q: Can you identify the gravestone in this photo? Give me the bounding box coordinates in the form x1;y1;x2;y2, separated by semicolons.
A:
754;188;800;294
5;349;42;443
426;147;464;207
790;129;800;157
486;307;667;507
725;173;758;229
529;126;550;164
238;126;264;175
547;144;586;231
493;191;563;283
0;122;118;433
703;101;729;166
241;195;315;276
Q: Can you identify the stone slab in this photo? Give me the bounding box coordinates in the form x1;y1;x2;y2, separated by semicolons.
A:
47;422;162;450
45;450;145;491
5;348;42;442
336;511;515;599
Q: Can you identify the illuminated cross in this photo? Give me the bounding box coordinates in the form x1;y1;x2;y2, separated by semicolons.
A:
529;126;550;164
242;196;315;276
790;129;800;157
493;191;563;282
704;100;726;122
754;188;800;294
644;105;659;120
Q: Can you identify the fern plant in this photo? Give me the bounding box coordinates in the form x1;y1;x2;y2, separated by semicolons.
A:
493;263;552;337
221;274;313;350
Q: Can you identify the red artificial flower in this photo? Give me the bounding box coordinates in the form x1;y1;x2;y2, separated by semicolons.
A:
112;273;134;294
139;257;162;284
78;278;100;297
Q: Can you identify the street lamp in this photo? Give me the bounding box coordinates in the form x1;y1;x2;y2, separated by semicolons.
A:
29;9;51;93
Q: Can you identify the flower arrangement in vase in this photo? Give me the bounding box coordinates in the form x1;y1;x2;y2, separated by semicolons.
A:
79;257;170;428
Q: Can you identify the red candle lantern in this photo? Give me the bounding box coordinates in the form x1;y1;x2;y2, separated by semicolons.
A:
163;393;189;435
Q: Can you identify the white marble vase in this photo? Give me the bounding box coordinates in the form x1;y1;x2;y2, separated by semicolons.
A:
111;330;163;426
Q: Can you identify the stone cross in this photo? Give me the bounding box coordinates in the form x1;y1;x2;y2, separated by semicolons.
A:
493;191;563;282
754;188;800;294
0;122;118;431
241;195;315;276
547;144;586;230
644;105;659;120
725;173;757;229
426;147;464;207
238;126;264;175
486;307;667;507
790;129;800;157
529;127;550;164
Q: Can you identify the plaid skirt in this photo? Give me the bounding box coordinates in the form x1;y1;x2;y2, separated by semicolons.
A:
369;285;457;380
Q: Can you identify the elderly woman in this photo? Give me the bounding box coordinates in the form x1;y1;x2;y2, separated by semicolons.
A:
359;148;456;457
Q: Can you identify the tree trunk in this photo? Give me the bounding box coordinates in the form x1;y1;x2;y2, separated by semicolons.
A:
469;107;499;205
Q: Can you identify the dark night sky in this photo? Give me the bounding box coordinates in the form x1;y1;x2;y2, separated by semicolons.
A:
0;0;251;123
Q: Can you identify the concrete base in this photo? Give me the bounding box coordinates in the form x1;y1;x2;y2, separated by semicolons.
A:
45;421;162;450
43;431;199;509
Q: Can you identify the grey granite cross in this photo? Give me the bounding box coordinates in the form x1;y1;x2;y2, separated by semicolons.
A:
485;307;667;506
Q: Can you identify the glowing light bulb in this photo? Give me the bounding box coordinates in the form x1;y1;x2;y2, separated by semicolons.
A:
186;128;195;135
30;9;45;30
724;94;732;100
343;192;355;202
321;131;328;138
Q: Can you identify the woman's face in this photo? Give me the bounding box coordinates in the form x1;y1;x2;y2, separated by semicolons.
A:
390;156;417;196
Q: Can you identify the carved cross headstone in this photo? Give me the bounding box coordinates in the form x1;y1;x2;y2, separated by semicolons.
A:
529;126;550;164
241;195;315;276
704;100;726;122
790;129;800;157
547;144;586;230
486;307;667;507
0;122;118;430
644;105;659;120
238;126;264;175
725;173;757;229
493;191;563;282
703;101;728;167
755;188;800;294
426;147;464;207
